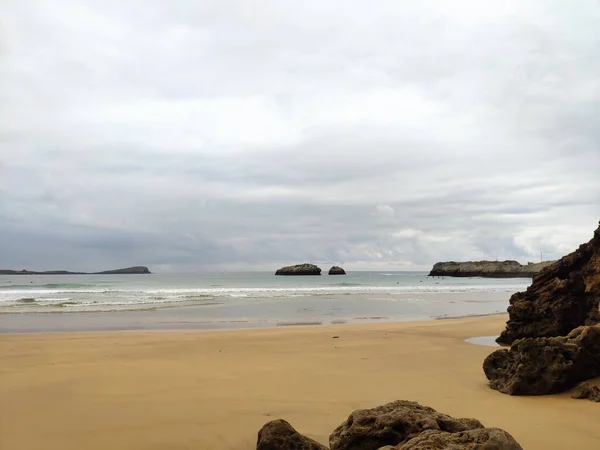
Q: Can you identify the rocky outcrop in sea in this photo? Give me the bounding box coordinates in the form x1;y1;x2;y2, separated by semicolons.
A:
275;264;322;276
328;266;346;275
428;260;553;278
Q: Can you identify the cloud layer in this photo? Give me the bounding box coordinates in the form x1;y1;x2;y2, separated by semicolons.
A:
1;0;599;271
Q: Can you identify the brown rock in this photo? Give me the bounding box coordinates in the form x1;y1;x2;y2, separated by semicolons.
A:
329;266;346;275
428;260;552;278
329;400;483;450
497;221;600;345
257;419;327;450
572;381;600;402
393;428;523;449
484;325;600;395
275;264;322;276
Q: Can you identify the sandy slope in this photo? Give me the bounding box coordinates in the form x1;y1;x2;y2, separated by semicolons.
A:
1;315;598;449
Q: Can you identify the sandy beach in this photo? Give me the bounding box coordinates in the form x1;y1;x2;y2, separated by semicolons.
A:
1;315;598;450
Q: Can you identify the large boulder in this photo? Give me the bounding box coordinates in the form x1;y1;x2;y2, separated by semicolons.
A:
392;428;523;449
571;381;600;402
257;419;327;450
329;266;346;275
275;264;322;276
256;402;523;450
497;222;600;345
484;324;600;395
329;400;484;450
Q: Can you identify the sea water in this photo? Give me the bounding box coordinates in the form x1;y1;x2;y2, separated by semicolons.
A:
0;271;530;332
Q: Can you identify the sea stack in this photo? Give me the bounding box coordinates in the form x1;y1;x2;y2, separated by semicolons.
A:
275;264;322;276
328;266;346;275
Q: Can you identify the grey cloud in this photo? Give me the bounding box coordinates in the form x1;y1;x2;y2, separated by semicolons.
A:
1;0;599;271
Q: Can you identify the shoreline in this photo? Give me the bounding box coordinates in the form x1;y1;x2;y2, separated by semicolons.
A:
0;312;507;336
0;308;509;335
0;289;519;334
2;314;598;450
0;272;530;316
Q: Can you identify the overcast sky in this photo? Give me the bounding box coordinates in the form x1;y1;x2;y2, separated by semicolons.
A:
1;0;599;272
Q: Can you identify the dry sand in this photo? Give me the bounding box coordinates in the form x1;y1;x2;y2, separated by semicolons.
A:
1;315;598;450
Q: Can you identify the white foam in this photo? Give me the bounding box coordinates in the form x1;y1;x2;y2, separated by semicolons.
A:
0;284;522;303
0;275;529;314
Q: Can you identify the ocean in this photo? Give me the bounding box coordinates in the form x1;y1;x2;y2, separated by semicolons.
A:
0;271;530;333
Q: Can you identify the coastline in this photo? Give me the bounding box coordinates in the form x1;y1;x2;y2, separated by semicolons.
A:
1;315;598;450
0;290;513;334
0;271;531;315
0;310;508;336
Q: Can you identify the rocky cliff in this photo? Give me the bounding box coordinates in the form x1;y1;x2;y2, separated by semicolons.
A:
497;222;600;345
0;266;151;275
483;222;600;397
428;260;554;278
275;264;322;276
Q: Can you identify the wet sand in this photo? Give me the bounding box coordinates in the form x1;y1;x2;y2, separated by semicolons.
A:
1;315;598;449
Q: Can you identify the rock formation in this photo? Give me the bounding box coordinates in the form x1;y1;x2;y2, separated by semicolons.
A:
483;324;600;395
428;260;554;278
96;266;151;274
571;382;600;402
388;428;523;449
275;264;322;276
257;419;327;450
256;400;523;449
0;266;151;275
328;400;484;450
329;266;346;275
497;222;600;345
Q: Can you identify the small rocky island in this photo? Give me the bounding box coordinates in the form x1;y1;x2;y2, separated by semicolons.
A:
328;266;346;275
0;266;151;275
275;264;322;276
428;260;554;278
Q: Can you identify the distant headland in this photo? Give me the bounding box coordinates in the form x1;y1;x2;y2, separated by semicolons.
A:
0;266;151;275
428;260;555;278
